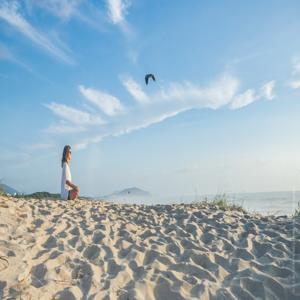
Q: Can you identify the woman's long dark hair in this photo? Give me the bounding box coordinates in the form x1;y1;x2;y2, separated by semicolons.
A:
61;145;71;167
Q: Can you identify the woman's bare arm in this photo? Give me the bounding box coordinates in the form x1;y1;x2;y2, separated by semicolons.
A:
66;180;79;191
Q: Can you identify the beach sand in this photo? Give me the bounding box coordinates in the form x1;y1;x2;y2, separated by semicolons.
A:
0;195;299;299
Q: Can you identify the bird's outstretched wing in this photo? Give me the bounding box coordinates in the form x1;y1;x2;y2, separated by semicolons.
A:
145;73;155;85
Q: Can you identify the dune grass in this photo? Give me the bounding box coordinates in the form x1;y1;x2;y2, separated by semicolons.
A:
193;193;246;213
211;194;246;213
0;186;5;196
15;191;61;200
293;202;300;218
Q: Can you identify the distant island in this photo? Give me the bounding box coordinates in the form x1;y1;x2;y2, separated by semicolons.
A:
0;183;19;196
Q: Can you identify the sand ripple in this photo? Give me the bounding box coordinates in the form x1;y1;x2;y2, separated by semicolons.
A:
0;196;299;299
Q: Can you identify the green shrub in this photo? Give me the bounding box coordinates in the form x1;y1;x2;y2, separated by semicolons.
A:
15;191;61;199
193;193;246;213
0;186;5;195
293;202;300;218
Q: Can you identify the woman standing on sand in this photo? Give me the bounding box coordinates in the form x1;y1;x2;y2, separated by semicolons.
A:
61;145;80;200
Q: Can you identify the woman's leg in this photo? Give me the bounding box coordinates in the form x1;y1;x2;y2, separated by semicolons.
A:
69;188;79;200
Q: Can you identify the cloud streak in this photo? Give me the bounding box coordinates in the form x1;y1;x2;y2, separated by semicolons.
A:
112;108;189;137
156;75;239;109
0;42;36;73
292;57;300;75
29;0;82;20
106;0;132;35
231;81;276;109
73;135;105;150
79;85;125;116
121;76;149;103
106;0;131;24
0;0;74;64
45;73;277;151
289;80;300;89
45;102;105;125
230;89;258;109
261;81;275;100
28;0;106;33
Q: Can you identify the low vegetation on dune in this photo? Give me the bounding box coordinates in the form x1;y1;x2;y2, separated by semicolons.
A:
15;192;61;199
193;193;246;213
0;186;5;196
293;202;300;218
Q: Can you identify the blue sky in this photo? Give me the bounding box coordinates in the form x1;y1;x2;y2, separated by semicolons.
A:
1;0;300;198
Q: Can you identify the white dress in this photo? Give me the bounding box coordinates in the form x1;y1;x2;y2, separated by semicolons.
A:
61;162;72;200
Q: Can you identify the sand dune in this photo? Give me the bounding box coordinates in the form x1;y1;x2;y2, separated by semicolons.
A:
0;195;299;299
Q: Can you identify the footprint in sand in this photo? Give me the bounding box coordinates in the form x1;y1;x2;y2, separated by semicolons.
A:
154;276;185;300
71;259;93;296
92;229;105;243
49;250;62;260
128;260;147;281
106;259;122;278
68;236;79;248
53;289;76;300
31;263;47;288
69;227;80;236
83;245;100;261
166;242;181;256
42;236;57;249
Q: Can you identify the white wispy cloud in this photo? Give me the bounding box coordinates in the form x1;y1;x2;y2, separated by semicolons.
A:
73;135;105;150
29;0;82;20
0;42;35;73
289;80;300;89
156;75;239;109
106;0;131;24
45;102;105;125
28;0;106;33
230;89;258;109
121;76;149;103
73;75;240;149
45;74;278;151
261;80;275;100
230;80;276;109
0;0;73;63
292;57;300;75
106;0;132;35
112;108;189;137
288;57;300;89
79;85;125;116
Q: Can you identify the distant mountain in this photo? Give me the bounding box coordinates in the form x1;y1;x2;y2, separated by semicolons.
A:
104;187;151;199
0;183;19;195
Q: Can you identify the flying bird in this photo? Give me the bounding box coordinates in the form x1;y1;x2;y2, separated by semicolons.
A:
145;74;156;85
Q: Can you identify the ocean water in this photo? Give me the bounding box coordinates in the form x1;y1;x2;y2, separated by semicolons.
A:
103;191;300;216
226;191;300;216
